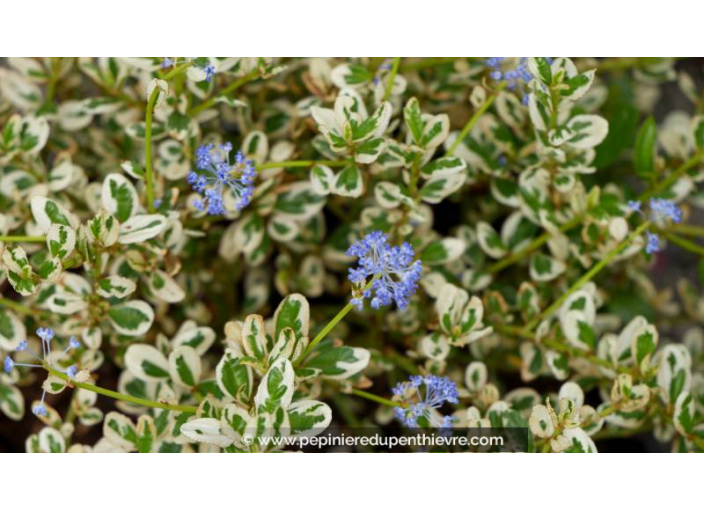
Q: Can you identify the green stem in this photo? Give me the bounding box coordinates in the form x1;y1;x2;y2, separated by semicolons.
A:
488;216;582;275
297;280;376;365
662;232;704;257
400;57;462;72
595;57;680;73
542;338;618;371
144;87;159;214
0;236;46;243
189;69;260;116
350;388;404;408
670;224;704;238
599;405;618;418
44;58;60;107
383;57;402;102
486;153;701;277
524;222;650;332
45;365;197;414
447;82;506;157
298;301;355;364
144;62;194;214
257;159;350;171
162;62;193;81
0;297;40;316
639;152;702;201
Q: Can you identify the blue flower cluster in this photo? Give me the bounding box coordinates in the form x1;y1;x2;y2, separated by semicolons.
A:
486;57;535;105
649;198;683;224
392;375;459;428
627;198;683;255
188;143;257;215
346;231;422;311
3;327;81;417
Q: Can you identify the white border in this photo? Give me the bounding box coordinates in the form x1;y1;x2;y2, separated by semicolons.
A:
2;1;702;54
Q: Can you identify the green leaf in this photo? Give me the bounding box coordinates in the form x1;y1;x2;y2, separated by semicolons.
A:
633;116;657;179
404;97;424;145
288;400;332;437
693;115;704;152
274;293;310;341
102;174;138;222
118;214;167;244
242;314;268;362
104;411;139;451
169;346;201;387
334;165;363;197
0;382;24;420
531;57;552;85
216;349;253;404
0;308;25;351
125;344;170;381
305;345;370;380
254;357;294;414
107;300;154;336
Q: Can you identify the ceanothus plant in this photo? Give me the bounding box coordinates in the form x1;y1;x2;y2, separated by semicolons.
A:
0;57;703;453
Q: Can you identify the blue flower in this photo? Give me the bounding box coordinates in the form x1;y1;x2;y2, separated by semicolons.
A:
32;402;47;417
36;327;54;343
161;57;173;69
202;63;216;83
392;375;459;428
188;143;257;215
486;57;540;105
649;198;682;224
5;326;89;419
4;356;14;374
645;231;660;254
627;200;641;212
346;231;422;311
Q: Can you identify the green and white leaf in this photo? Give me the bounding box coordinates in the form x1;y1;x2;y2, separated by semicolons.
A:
97;275;136;299
124;344;170;382
333;165;364;198
0;382;24;420
108;300;154;337
242;314;268;362
254;357;295;414
37;427;66;453
476;222;507;259
30;196;77;233
216;349;253;404
418;172;465;204
309;164;335;196
168;346;202;388
148;270;185;303
118;214;167;244
0;308;26;350
274;293;310;340
181;418;233;448
288;400;332;438
530;253;566;282
102;173;139;222
171;325;216;356
103;411;138;451
46;224;76;260
305;346;370;380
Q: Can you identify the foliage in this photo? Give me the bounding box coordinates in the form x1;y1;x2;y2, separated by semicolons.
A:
1;57;703;453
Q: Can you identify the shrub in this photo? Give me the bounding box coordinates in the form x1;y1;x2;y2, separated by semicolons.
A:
0;57;702;453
